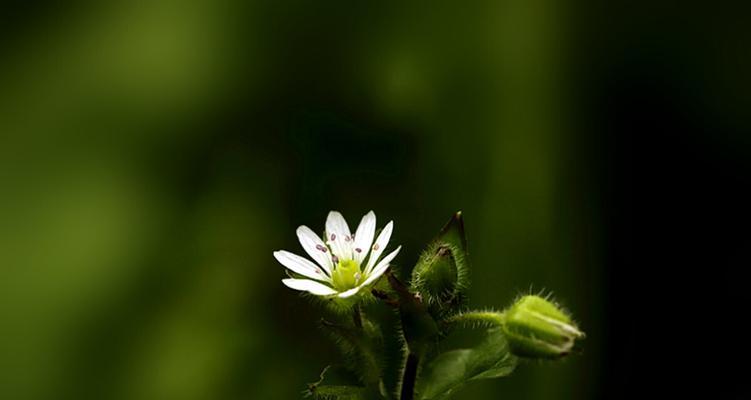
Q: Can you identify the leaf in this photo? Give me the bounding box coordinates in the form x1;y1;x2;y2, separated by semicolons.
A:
415;328;518;400
305;365;384;400
306;385;368;400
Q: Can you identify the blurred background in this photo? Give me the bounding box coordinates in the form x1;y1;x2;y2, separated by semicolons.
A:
1;1;748;399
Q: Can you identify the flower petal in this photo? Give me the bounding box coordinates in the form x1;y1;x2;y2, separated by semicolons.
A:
296;225;334;274
365;221;393;274
337;287;361;298
362;245;401;287
282;278;337;296
326;211;353;261
352;211;376;264
273;250;330;281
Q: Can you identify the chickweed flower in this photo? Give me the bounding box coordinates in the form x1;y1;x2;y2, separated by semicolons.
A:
274;211;401;298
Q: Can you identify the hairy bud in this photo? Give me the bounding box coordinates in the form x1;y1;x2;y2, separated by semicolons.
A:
411;212;469;308
502;295;584;359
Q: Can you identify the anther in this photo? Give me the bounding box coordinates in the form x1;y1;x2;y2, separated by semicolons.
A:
315;244;328;253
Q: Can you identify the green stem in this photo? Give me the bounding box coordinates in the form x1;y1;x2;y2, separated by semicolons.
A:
400;352;419;400
444;311;505;330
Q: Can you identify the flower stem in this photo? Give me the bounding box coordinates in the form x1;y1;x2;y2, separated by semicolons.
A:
443;310;505;330
400;352;419;400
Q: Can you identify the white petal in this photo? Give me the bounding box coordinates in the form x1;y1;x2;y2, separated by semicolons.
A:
365;221;393;274
325;211;353;261
352;211;376;264
282;278;337;296
362;245;401;287
337;287;361;298
296;225;334;273
274;251;330;281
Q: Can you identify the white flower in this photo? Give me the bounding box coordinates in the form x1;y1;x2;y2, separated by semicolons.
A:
274;210;401;298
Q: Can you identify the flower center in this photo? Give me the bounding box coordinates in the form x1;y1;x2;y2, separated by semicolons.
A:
331;259;362;291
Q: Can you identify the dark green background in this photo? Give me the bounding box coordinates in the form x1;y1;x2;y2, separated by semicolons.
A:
1;1;748;399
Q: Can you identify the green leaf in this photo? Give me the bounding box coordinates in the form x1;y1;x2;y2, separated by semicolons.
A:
415;328;518;400
306;385;368;400
305;365;385;400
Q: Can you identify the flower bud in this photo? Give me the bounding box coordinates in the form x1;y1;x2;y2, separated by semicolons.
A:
410;212;469;307
411;243;460;303
501;295;584;359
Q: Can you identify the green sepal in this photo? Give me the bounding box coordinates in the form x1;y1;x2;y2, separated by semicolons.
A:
410;212;470;314
415;328;518;399
303;287;378;316
436;211;467;252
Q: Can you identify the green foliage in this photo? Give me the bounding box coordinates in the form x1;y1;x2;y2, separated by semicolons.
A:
301;213;583;399
415;328;518;400
320;312;384;387
306;385;368;400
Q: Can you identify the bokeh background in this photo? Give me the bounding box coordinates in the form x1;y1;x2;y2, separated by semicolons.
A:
1;1;748;399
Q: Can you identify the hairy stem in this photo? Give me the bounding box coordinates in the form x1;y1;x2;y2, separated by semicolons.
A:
443;310;505;330
400;352;419;400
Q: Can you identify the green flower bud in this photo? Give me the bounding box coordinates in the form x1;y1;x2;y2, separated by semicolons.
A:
410;212;469;307
411;243;462;303
501;295;584;359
